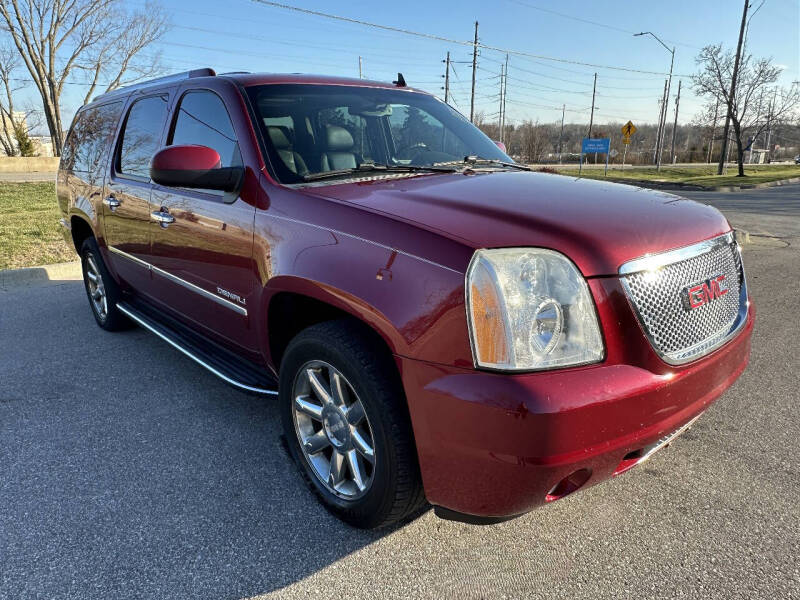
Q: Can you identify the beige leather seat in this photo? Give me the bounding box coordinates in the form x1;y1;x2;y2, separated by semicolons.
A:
266;126;309;177
320;125;358;171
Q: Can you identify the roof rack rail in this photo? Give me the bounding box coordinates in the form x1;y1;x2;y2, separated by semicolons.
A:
92;68;216;103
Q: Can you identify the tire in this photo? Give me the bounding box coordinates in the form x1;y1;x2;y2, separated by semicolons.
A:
79;237;130;331
279;319;425;529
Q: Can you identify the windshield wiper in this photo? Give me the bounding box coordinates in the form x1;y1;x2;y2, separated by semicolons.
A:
302;162;458;182
433;156;531;171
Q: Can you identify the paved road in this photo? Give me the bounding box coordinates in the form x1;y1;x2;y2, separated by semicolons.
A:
1;185;798;599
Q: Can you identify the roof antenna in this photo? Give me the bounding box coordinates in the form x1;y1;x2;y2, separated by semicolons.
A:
393;73;406;87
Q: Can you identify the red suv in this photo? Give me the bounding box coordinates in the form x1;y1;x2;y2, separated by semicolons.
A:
57;69;753;528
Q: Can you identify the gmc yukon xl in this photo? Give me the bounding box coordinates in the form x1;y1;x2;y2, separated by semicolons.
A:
57;69;753;528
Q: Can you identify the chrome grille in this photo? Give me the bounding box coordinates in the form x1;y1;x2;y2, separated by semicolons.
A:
620;233;747;364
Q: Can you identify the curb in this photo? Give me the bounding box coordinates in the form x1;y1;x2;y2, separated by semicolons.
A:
0;260;81;289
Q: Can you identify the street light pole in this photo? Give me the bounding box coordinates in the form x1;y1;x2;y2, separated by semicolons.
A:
635;32;674;171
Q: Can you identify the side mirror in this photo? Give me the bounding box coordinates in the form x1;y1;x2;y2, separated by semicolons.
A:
150;145;243;193
494;140;507;154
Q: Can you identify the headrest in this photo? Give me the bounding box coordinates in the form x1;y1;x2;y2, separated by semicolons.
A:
266;125;292;149
325;125;354;151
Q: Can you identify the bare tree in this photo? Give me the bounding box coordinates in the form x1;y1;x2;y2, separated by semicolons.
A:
692;44;800;176
0;45;22;155
519;120;550;163
0;0;167;156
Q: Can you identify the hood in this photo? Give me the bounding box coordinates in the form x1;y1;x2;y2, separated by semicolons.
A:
302;170;730;277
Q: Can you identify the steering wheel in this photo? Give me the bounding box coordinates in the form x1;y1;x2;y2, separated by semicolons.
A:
396;142;428;161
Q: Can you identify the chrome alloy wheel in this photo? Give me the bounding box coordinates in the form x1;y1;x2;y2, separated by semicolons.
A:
85;252;108;321
292;360;376;499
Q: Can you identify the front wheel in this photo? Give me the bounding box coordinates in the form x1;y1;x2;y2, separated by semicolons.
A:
279;320;425;529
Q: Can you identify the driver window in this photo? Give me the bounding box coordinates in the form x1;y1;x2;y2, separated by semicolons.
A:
169;91;241;168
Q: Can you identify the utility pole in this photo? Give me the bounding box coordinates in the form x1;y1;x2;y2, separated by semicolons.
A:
498;63;505;144
670;80;681;164
656;48;675;171
558;103;565;164
634;33;674;171
717;0;749;175
707;99;719;163
654;79;667;163
500;53;508;144
358;56;363;79
470;21;478;123
588;73;597;138
443;52;450;103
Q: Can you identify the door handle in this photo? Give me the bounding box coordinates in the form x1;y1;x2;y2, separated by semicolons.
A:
150;210;175;226
102;196;120;210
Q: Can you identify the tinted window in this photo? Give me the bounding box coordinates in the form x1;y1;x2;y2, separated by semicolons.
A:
169;91;241;167
246;84;509;184
62;102;123;177
118;95;168;178
316;107;374;162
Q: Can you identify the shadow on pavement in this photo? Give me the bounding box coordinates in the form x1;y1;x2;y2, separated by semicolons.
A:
0;280;407;599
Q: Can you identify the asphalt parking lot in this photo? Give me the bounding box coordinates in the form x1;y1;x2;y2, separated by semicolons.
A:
1;184;798;599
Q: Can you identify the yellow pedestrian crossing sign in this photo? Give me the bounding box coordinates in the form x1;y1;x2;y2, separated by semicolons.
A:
622;121;637;137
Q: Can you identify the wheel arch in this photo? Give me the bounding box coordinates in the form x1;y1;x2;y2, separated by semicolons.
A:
69;213;95;253
264;276;404;372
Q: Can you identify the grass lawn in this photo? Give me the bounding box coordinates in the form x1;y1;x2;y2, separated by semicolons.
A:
553;164;800;188
0;182;74;270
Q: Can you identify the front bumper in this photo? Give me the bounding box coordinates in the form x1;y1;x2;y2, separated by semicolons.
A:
399;301;754;520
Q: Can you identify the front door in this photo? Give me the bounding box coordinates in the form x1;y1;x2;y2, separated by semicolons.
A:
148;89;258;353
103;93;171;294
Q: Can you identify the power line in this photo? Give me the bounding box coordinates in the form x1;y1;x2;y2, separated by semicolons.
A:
501;0;701;49
248;0;685;76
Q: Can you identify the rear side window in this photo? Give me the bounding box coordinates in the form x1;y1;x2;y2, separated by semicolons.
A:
62;102;123;176
118;95;169;179
169;91;241;168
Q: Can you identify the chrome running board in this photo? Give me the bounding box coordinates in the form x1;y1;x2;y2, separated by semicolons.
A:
117;301;278;396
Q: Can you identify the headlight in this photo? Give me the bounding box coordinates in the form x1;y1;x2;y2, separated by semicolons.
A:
466;248;604;371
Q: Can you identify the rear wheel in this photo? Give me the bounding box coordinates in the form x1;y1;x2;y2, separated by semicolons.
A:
80;237;129;331
279;320;425;528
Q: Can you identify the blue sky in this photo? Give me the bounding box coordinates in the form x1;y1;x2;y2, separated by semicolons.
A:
52;0;800;130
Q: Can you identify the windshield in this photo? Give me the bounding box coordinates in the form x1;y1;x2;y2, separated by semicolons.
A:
245;84;512;183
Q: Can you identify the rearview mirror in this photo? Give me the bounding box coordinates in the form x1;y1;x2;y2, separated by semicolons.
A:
150;145;243;193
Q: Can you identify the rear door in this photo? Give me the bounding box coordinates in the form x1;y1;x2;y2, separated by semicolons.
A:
104;93;171;294
148;87;258;353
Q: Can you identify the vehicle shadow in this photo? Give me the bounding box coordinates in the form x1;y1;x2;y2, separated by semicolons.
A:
0;280;413;599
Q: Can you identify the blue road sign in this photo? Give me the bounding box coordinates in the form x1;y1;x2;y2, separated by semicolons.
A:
582;138;611;154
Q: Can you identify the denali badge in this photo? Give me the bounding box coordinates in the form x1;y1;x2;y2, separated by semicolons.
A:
681;274;729;311
217;287;247;306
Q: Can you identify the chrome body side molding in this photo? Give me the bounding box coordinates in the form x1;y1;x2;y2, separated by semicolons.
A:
108;246;248;316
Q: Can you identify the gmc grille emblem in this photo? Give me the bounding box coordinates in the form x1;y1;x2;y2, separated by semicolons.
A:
681;274;729;311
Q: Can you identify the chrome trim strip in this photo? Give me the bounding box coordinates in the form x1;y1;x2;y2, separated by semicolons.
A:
619;231;735;275
635;412;704;467
151;264;248;316
116;303;277;396
108;245;150;269
618;232;749;366
108;246;248;316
